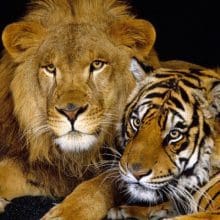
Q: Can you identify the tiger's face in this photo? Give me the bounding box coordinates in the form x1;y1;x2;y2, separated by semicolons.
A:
118;59;219;208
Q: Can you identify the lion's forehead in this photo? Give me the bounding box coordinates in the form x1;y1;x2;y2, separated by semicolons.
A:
38;25;124;70
41;23;113;53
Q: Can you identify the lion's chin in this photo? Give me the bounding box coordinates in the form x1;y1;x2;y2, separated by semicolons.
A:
54;132;98;152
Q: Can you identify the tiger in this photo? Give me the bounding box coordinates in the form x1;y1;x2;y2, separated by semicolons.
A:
107;58;220;220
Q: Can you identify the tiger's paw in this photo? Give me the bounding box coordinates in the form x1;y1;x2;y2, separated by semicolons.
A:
107;205;174;220
107;205;151;220
107;206;136;219
149;209;172;220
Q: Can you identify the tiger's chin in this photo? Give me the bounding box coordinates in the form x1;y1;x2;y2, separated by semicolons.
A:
54;131;98;152
126;183;167;205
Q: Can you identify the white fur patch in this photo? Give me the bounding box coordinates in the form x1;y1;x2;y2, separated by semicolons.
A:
128;184;159;203
54;132;97;152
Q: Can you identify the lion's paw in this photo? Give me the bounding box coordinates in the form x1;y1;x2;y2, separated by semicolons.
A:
41;204;64;220
0;198;10;213
107;206;137;220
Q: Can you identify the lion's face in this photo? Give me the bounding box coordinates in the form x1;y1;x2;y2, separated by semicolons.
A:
37;24;133;151
3;18;156;153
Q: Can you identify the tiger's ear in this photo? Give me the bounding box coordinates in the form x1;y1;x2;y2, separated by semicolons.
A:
2;21;45;59
208;81;220;118
207;79;220;168
109;18;156;61
130;58;154;83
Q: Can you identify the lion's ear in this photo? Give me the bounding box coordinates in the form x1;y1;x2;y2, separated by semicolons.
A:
109;18;156;61
2;21;45;58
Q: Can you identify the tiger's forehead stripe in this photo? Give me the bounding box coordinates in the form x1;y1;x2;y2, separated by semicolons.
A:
136;79;194;114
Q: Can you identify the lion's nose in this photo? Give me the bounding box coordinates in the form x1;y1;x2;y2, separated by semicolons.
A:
56;103;88;122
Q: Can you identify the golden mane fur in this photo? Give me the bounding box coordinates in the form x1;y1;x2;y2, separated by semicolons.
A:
0;0;157;198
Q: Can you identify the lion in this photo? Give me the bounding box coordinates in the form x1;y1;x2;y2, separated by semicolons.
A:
0;0;158;218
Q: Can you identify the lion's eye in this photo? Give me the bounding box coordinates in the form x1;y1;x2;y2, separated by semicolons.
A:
43;64;56;75
90;60;106;73
91;60;104;70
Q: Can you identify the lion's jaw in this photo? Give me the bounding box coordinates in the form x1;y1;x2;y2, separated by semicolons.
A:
48;97;106;152
48;98;115;152
51;111;102;151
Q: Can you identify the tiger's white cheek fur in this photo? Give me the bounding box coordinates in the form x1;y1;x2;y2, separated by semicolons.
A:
121;170;161;203
54;133;98;151
127;184;160;203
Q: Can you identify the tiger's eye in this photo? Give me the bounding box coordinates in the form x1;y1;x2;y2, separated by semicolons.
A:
169;130;181;139
133;118;141;127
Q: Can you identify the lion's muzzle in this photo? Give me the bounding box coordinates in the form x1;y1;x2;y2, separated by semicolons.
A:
56;103;88;127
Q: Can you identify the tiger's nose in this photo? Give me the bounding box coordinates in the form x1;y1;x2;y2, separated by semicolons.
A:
128;163;152;180
56;103;88;122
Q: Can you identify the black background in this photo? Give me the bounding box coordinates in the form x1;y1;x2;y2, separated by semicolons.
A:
0;0;219;67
